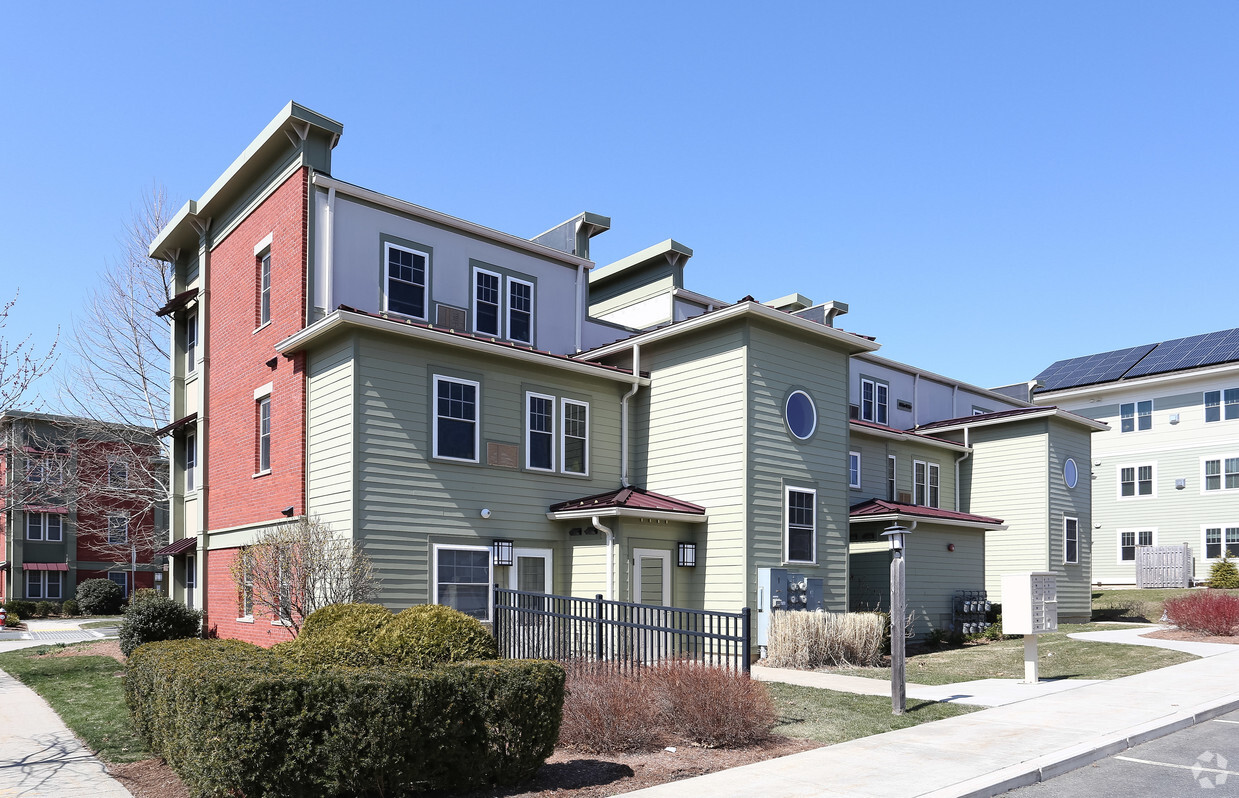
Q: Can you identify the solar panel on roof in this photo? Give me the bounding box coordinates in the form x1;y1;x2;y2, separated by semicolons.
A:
1123;327;1239;379
1034;343;1156;392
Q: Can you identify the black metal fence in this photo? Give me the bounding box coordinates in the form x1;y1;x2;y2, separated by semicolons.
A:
493;588;751;674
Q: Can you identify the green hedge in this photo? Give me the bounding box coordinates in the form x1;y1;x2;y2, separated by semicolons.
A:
125;639;564;797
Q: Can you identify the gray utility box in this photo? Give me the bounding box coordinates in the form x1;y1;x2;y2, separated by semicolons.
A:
756;567;825;648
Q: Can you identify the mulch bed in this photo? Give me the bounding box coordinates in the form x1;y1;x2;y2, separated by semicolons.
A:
1142;628;1239;644
37;639;126;662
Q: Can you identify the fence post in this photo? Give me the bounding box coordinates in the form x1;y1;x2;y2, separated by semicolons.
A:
741;606;751;675
493;587;502;656
594;594;605;663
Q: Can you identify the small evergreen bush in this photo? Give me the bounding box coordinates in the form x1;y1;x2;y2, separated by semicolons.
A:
34;601;52;618
61;599;80;617
119;595;203;656
4;612;19;627
1164;590;1239;636
77;578;124;615
4;600;37;619
1208;554;1239;589
276;603;393;667
374;605;498;667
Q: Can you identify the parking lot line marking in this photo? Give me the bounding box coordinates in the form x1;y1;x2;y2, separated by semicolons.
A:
1212;719;1239;725
1114;756;1239;777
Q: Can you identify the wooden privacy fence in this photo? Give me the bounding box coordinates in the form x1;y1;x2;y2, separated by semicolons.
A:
493;588;751;673
1136;543;1192;588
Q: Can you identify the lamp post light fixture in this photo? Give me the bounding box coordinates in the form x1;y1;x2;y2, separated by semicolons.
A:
676;541;697;567
492;539;514;567
881;523;910;716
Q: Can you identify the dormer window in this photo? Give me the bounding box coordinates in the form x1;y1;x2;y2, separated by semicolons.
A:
385;242;429;319
474;268;502;336
471;262;536;346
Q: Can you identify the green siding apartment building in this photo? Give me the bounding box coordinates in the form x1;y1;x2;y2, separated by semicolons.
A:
149;103;1105;648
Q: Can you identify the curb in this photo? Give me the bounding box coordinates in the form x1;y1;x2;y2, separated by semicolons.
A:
924;694;1239;797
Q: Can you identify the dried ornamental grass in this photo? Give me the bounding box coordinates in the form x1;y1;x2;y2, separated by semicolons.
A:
765;611;885;669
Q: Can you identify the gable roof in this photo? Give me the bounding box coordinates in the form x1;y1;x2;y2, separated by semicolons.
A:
850;499;1006;530
547;486;707;522
913;406;1108;434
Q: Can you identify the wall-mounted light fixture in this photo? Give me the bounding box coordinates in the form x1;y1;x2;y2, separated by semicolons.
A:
492;539;514;567
677;541;696;567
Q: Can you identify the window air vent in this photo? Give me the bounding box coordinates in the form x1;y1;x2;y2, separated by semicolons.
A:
436;304;467;331
897;492;913;504
849;404;860;420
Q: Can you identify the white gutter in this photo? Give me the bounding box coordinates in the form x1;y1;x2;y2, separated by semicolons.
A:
918;407;1110;434
620;345;641;487
591;516;615;600
856;514;1006;532
955;427;971;511
575;263;584;353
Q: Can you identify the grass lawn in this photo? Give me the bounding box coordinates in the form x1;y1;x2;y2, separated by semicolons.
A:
821;623;1195;685
78;619;123;630
0;644;149;763
768;683;977;744
1091;588;1239;622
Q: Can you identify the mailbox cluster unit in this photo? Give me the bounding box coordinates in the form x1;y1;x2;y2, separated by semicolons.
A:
1000;571;1058;635
952;589;993;636
756;567;826;648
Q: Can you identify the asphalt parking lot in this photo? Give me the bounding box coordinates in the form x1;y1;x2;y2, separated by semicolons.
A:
1006;708;1239;796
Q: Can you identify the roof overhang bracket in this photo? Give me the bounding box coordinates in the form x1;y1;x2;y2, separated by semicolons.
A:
285;118;312;145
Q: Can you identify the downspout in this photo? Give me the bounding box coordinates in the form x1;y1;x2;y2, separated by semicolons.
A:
575;263;585;353
324;186;336;313
620;345;641;488
955;427;971;511
591;515;615;600
913;374;920;427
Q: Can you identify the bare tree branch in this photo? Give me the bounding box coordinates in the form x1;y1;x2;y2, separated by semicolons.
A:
0;290;58;410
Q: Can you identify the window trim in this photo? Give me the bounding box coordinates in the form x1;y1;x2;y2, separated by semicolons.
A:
506;276;535;345
1201;455;1239;494
472;266;503;337
1117;462;1157;500
257;395;272;474
784;389;817;440
887;454;897;502
108;457;128;488
108;572;128;598
784;485;817;564
108;514;129;544
25;512;63;542
1202;524;1239;562
560;398;589;476
1120;400;1153;433
524;391;556;472
185;310;198;375
928;463;940;509
1205;388;1239;424
860;377;889;425
432;543;493;622
383;241;431;321
185;432;197;493
257;251;272;328
1063;516;1080;565
848;451;861;489
25;570;62;600
432;375;480;463
1117;527;1156;564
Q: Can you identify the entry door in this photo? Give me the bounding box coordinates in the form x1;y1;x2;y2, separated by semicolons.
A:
185;555;196;610
632;548;671;606
510;548;552;609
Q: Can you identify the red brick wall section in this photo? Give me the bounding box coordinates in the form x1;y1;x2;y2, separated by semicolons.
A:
207;168;309;531
205;547;294;647
75;569;155;594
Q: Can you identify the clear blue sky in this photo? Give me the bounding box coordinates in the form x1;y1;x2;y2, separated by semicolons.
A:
3;2;1237;404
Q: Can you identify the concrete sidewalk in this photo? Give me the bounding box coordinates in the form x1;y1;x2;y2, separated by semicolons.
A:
0;669;132;796
621;648;1239;797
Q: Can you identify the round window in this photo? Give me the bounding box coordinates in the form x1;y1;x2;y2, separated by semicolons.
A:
1064;458;1079;489
785;390;817;440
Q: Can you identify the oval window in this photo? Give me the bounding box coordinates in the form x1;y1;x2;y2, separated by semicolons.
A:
785;390;817;440
1064;458;1078;489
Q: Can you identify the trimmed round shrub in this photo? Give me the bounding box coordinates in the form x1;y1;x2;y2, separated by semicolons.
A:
119;595;203;656
131;588;162;605
61;599;80;617
299;602;393;641
5;600;36;619
373;605;498;668
276;603;394;667
34;601;52;618
77;578;124;615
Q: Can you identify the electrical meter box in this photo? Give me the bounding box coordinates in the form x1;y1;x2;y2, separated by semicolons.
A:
1001;571;1058;635
756;567;825;647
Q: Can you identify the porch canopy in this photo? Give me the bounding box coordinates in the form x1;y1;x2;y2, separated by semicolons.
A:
154;537;197;557
547;486;707;522
23;563;69;571
849;499;1006;531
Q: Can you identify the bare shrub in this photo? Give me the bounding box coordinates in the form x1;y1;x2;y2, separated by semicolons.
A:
765;611;885;668
1164;591;1239;636
559;660;774;752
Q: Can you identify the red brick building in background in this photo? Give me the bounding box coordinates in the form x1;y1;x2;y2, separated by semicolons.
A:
0;411;164;602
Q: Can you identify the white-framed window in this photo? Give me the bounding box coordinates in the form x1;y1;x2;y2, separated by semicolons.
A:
1118;463;1156;499
785;486;816;564
525;392;555;471
1204;526;1239;560
238;555;254;619
185;432;197;492
186;310;198;374
507;277;534;344
384;242;429;319
473;267;502;336
887;455;897;501
860;378;888;425
972;406;992;416
1118;529;1154;562
1120;400;1152;433
1064;517;1079;564
25;513;62;542
108;572;128;598
257;396;272;473
433;544;492;621
258;251;272;326
433;376;479;462
108;514;128;544
1205;388;1239;423
108;457;128;488
848;452;861;489
25;571;62;600
928;463;940;508
914;460;927;506
25;457;43;483
1202;456;1239;493
561;399;589;475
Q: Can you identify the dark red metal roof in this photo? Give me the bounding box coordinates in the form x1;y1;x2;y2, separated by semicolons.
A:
549;486;705;515
155;288;199;318
154;537;197;557
850;499;1004;527
22;562;69;571
915;406;1055;431
334;306;642;378
154;413;198;438
849;419;966;447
